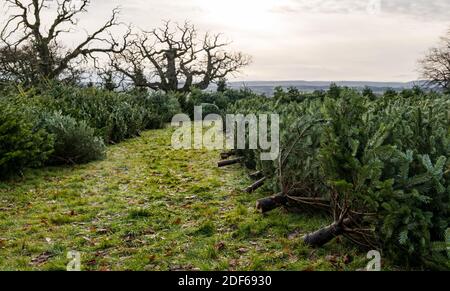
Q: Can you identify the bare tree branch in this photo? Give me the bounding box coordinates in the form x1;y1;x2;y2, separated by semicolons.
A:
0;0;128;85
111;21;251;93
419;29;450;92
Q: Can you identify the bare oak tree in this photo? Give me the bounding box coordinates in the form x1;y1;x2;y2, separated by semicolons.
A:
0;0;128;85
111;21;251;93
420;29;450;92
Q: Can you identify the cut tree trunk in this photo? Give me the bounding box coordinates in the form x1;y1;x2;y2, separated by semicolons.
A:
245;177;266;193
256;193;287;213
220;151;236;160
218;157;243;168
302;219;351;247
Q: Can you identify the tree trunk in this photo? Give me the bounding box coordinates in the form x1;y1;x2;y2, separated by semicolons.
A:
256;193;287;213
165;50;178;91
302;219;351;247
220;151;236;160
218;157;243;168
245;177;266;193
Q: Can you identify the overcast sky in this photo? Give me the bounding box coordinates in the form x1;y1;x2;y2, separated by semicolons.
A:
6;0;450;82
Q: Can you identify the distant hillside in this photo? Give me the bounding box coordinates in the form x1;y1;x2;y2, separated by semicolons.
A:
212;80;427;96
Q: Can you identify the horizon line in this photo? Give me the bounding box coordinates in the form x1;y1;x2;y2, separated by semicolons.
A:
227;79;425;84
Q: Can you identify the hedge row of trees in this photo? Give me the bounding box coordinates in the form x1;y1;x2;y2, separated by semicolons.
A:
0;82;179;177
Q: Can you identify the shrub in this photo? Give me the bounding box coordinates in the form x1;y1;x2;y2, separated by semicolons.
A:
227;86;450;268
320;91;450;267
107;101;146;143
40;112;106;164
29;83;182;151
182;88;257;119
41;86;147;143
0;82;182;174
184;89;225;119
135;91;181;129
0;100;53;178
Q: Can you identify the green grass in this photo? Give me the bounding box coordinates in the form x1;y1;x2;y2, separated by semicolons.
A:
0;127;370;271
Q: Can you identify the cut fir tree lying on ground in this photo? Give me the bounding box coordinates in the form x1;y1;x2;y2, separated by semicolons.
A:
222;87;450;269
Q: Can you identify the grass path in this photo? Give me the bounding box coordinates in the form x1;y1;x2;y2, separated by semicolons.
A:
0;128;366;271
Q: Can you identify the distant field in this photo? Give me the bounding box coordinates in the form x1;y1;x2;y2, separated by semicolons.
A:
219;80;427;95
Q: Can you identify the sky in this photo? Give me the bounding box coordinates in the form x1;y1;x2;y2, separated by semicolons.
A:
4;0;450;82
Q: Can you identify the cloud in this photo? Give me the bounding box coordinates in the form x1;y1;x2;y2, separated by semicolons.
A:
18;0;447;82
270;0;382;15
382;0;450;21
270;0;450;21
